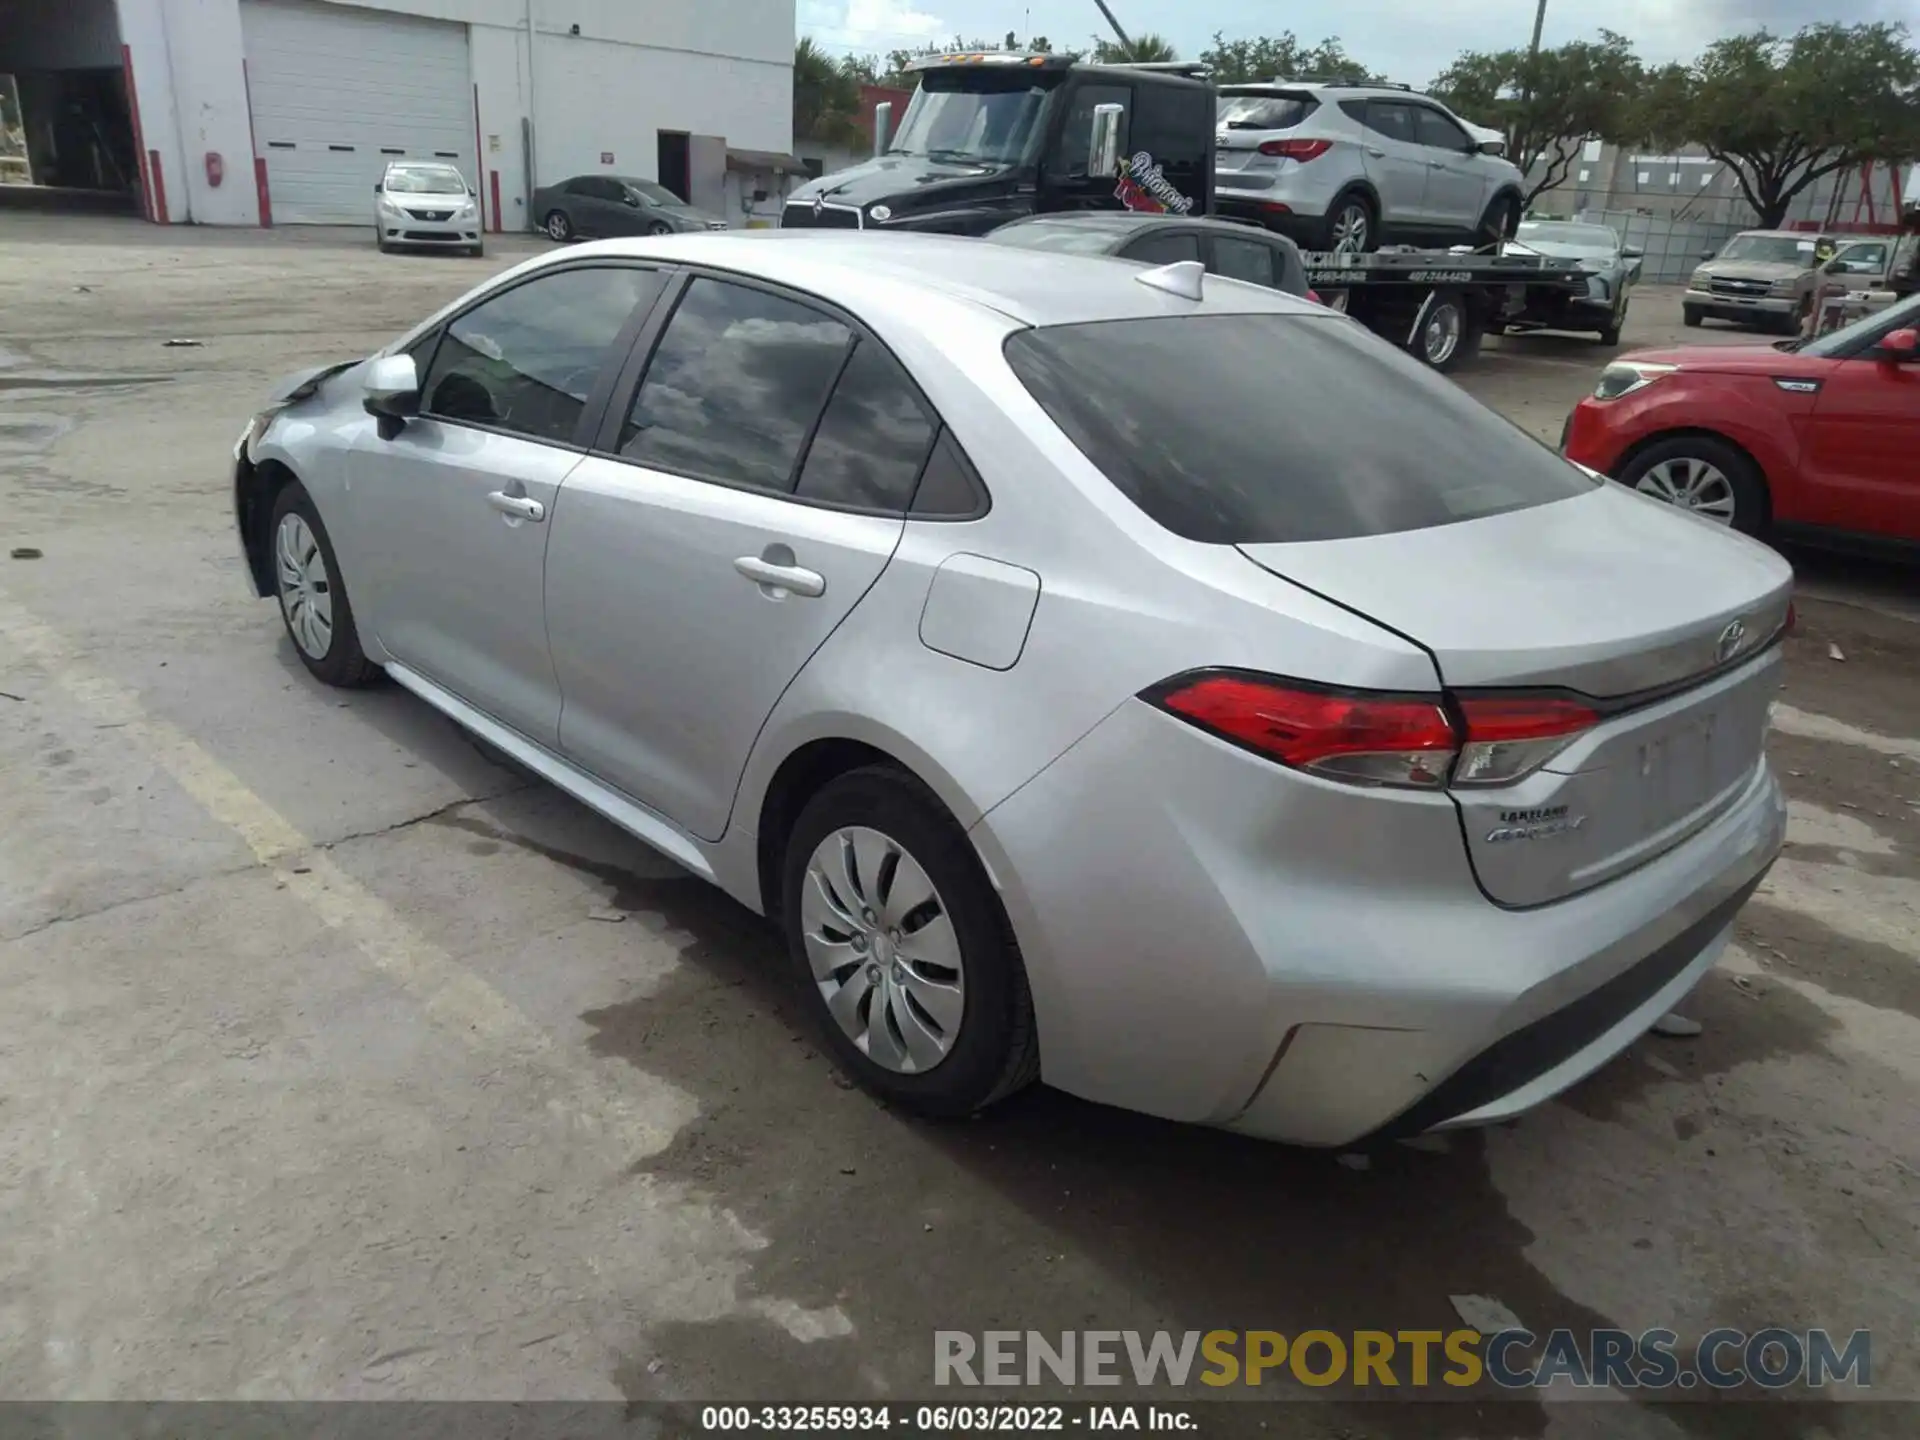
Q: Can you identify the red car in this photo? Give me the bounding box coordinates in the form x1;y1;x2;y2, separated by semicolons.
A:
1561;293;1920;549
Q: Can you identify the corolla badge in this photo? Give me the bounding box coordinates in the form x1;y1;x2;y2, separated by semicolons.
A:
1716;619;1747;664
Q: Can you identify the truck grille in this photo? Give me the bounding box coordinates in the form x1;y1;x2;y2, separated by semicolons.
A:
1709;278;1769;297
781;202;862;229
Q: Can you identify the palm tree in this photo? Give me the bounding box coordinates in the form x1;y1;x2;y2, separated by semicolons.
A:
1091;33;1179;64
794;38;864;148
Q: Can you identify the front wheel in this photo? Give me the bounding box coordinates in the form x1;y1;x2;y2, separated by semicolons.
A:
782;766;1039;1118
1617;435;1769;536
1682;306;1703;328
1598;298;1626;347
269;480;381;687
645;220;673;237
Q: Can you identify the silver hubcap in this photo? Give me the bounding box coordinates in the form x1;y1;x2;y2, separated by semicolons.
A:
547;214;567;239
1636;458;1737;525
801;826;964;1074
275;512;334;659
1423;303;1463;366
1331;203;1369;254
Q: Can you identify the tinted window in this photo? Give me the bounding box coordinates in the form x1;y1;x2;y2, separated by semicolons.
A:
1122;231;1202;265
1211;235;1275;288
565;177;595;195
911;428;988;518
621;278;851;491
1003;314;1592;544
795;339;938;511
1054;83;1131;177
422;267;663;443
1413;106;1470;151
1363;101;1418;144
1132;82;1212;205
1218;92;1317;130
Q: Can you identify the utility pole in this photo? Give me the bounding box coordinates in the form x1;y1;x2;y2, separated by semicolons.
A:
1527;0;1547;61
1091;0;1132;50
1515;0;1547;192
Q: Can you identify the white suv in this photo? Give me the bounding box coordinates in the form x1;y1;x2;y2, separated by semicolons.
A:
1214;81;1525;254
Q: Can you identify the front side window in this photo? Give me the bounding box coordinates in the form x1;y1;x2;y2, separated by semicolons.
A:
1004;313;1592;544
621;278;851;491
1212;235;1275;288
421;267;664;443
1798;291;1920;360
1412;106;1471;152
1052;83;1131;178
795;339;938;510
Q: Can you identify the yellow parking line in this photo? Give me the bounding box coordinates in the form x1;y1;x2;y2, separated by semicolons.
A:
0;593;695;1156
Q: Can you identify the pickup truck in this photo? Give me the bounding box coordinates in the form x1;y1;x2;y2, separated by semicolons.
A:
1683;228;1917;335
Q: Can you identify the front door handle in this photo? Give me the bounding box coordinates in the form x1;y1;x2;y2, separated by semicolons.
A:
733;554;825;598
487;490;545;522
1365;146;1386;158
1428;159;1448;169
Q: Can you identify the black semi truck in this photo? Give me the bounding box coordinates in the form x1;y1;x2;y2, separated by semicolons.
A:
779;50;1586;371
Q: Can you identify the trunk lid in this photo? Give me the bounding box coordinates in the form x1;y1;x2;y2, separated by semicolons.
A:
1239;485;1792;907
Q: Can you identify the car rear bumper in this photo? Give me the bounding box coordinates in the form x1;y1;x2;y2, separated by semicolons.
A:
1684;287;1793;319
972;698;1785;1147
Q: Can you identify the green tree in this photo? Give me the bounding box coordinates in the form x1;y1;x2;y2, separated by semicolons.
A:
1198;32;1378;85
1637;23;1920;228
1431;32;1645;207
793;38;864;146
1090;34;1178;64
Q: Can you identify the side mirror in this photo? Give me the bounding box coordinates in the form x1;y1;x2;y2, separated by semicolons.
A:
1701;248;1716;259
1879;327;1919;361
873;101;893;158
1621;244;1643;259
1476;139;1504;156
373;182;383;193
363;353;421;432
1089;102;1125;180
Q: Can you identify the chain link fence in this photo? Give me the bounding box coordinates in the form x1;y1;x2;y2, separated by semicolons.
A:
1564;208;1747;285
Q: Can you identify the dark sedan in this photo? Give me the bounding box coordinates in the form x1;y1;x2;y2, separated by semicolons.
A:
985;213;1310;297
533;175;730;242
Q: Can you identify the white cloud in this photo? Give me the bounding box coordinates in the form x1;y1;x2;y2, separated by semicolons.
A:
806;0;948;53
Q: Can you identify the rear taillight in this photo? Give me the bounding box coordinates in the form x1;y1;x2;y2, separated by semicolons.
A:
1258;138;1332;162
1144;674;1601;790
1451;695;1598;787
1306;288;1322;304
1145;673;1457;789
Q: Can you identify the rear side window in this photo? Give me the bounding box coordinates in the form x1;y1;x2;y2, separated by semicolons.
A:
1217;93;1317;131
621;277;851;491
1360;101;1418;145
794;339;938;510
1003;314;1591;544
1122;231;1202;265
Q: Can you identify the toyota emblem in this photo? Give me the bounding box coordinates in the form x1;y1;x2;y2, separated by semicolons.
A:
1715;619;1747;663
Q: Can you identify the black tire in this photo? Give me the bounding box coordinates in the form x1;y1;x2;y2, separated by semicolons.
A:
1682;306;1704;328
781;765;1040;1118
1476;192;1521;248
268;480;381;687
543;209;573;242
468;243;485;259
1616;435;1770;537
1316;190;1376;254
1408;287;1480;373
645;220;673;237
1776;295;1812;337
1598;299;1626;347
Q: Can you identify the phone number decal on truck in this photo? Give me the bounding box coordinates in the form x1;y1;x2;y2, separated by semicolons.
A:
1408;270;1475;284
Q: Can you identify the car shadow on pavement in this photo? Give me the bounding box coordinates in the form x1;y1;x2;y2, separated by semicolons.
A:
393;801;1873;1440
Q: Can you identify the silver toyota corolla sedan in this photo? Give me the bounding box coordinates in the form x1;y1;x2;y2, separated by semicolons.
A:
232;232;1790;1146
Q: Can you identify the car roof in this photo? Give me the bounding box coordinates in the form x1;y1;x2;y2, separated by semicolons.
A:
386;159;461;172
506;231;1322;328
1001;213;1298;243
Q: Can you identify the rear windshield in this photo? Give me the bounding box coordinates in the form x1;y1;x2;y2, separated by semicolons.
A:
1003;314;1593;544
1217;92;1317;131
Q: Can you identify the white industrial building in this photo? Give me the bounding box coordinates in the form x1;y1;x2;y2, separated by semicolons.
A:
0;0;796;229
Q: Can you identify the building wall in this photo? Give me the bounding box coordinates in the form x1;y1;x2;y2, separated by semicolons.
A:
103;0;792;226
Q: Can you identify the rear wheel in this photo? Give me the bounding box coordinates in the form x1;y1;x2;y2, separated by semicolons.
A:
1476;193;1520;248
270;481;381;687
1618;436;1768;536
1409;288;1480;373
781;766;1039;1118
543;209;573;242
1318;191;1375;254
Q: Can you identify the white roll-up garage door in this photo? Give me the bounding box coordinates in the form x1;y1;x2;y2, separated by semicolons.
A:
242;0;474;225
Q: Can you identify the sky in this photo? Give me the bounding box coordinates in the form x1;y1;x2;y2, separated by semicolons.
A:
797;0;1913;90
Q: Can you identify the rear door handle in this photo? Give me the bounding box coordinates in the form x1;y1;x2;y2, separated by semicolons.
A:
487;490;545;522
734;555;825;598
1428;159;1447;169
